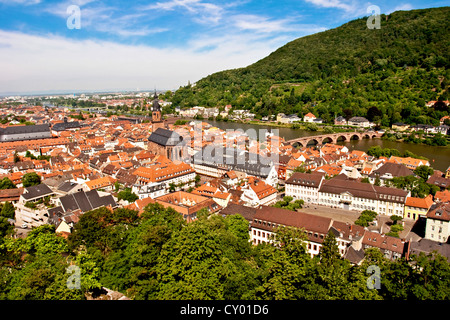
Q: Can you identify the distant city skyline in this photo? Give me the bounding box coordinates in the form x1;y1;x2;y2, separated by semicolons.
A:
0;0;447;95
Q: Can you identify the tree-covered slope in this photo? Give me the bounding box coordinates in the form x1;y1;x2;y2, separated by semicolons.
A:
171;7;450;126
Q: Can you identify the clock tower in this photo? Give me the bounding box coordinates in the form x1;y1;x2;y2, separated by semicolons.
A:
151;91;164;131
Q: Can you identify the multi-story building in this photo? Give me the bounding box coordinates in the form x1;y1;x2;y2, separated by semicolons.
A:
191;146;278;187
133;162;196;191
15;183;55;227
248;205;408;262
285;171;325;204
155;191;221;222
368;162;414;186
317;175;408;216
132;182;167;200
250;206;333;257
404;194;434;220
240;178;277;207
425;202;450;243
389;156;430;170
361;230;407;260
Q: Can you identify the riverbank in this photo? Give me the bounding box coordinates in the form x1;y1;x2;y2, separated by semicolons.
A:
188;117;450;150
201;119;450;172
187;117;358;133
381;131;449;148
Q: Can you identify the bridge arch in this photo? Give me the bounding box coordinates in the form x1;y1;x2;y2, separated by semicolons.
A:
292;141;304;148
322;137;334;144
306;138;319;147
286;131;378;146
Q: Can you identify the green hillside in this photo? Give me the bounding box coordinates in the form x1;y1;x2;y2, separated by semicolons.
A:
171;7;450;126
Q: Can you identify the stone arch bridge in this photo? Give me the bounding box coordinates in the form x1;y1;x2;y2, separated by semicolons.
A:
286;131;383;148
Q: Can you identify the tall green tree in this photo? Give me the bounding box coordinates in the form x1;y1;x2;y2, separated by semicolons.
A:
0;201;15;219
0;177;16;189
22;172;41;187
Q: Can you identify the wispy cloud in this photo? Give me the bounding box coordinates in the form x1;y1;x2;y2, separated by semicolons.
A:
0;29;286;93
42;0;168;37
304;0;354;11
143;0;225;24
386;3;414;14
232;14;296;33
0;0;41;5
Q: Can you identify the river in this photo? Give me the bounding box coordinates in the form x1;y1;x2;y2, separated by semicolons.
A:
205;120;450;172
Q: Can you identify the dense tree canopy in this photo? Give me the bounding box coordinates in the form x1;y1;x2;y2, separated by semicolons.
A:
170;7;449;127
0;203;449;300
22;172;41;188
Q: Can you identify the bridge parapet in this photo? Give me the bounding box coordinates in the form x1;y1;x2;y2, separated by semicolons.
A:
286;131;381;147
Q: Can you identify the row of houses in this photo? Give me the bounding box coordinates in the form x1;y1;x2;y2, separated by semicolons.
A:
14;182;117;231
285;172;409;216
392;122;450;135
276;113;375;128
285;171;450;245
221;203;408;264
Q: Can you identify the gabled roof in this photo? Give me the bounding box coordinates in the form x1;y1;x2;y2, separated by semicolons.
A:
304;112;316;119
253;205;332;237
371;162;414;178
405;194;434;209
22;183;53;201
0;124;52;142
285;172;325;188
52;121;81;131
362;230;405;254
220;203;257;222
248;179;277;200
319;175;408;203
57;181;81;193
427;202;450;222
193;147;274;178
59;189;117;213
148;128;183;146
410;239;450;262
344;246;365;265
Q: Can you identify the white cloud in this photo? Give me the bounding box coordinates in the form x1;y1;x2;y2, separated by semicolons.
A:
304;0;355;12
0;29;284;94
386;3;414;14
232;14;295;33
143;0;224;24
43;0;169;37
0;0;41;5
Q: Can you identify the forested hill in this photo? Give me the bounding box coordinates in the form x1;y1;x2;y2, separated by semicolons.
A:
171;7;450;126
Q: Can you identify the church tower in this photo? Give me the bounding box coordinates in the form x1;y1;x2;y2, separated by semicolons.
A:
151;91;164;131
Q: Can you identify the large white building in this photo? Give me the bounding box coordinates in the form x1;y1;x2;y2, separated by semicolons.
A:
191;147;278;187
287;173;409;216
250;206;333;257
15;184;55;228
317;175;409;216
240;178;278;207
285;172;325;204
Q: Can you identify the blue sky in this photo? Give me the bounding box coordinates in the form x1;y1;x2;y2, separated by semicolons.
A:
0;0;447;95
